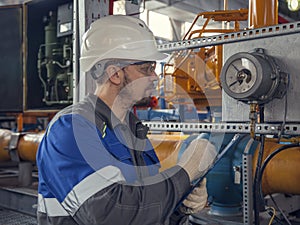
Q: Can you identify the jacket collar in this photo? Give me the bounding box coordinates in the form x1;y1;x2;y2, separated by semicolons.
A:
86;94;149;139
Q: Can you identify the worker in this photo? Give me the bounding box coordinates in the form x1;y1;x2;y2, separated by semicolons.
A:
36;15;216;225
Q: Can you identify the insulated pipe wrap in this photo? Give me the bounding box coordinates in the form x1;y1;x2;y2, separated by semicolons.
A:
253;141;300;195
0;129;11;161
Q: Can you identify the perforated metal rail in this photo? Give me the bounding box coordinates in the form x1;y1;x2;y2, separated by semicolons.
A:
143;121;300;136
157;21;300;52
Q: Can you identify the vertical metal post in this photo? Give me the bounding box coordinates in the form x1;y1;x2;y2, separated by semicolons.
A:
73;0;80;103
169;18;182;41
73;0;89;103
74;0;112;103
243;153;254;225
18;162;32;187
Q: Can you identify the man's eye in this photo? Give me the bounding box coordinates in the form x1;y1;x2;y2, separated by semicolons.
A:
140;67;150;72
140;68;148;73
137;63;156;75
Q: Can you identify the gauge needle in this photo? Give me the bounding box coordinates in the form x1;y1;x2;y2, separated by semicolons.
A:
231;63;239;72
229;80;238;87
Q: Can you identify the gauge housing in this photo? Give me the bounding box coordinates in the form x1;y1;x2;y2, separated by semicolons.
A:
220;48;287;104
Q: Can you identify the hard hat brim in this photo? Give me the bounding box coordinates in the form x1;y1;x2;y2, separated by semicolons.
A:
80;52;168;73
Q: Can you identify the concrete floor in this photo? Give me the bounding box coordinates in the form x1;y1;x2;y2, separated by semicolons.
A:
0;208;37;225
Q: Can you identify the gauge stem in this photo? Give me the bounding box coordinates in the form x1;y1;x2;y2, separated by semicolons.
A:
249;102;258;138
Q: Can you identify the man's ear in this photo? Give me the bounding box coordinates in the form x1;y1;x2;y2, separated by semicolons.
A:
106;65;121;85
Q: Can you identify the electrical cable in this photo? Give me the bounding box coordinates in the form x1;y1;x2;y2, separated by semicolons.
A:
256;144;299;225
267;206;276;225
269;194;293;225
258;143;300;186
267;211;285;225
277;93;287;142
253;134;266;225
277;73;290;142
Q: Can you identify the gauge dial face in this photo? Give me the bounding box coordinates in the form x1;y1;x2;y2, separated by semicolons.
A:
224;57;257;94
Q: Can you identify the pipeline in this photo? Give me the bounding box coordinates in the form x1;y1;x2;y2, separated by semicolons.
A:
253;141;300;195
0;129;44;162
149;133;300;196
148;133;188;171
1;129;300;195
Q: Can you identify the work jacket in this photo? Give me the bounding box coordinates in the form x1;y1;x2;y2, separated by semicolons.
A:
37;94;190;225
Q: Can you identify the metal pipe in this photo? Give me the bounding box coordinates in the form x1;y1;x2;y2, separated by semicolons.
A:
17;133;44;162
248;0;278;28
253;140;300;195
1;130;299;195
151;134;300;195
0;129;11;161
0;129;43;162
148;134;188;171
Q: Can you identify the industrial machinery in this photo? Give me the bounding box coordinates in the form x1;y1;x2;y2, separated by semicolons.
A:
143;2;299;224
163;8;248;108
37;3;73;105
146;20;300;225
144;2;300;224
0;0;74;221
0;0;73;132
0;0;300;225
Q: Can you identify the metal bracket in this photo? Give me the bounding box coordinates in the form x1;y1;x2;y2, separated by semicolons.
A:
242;154;254;225
8;133;21;162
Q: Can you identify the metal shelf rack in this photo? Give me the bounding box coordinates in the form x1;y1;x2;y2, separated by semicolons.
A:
143;121;300;136
157;21;300;53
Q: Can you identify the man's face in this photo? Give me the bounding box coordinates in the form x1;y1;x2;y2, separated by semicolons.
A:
118;62;158;104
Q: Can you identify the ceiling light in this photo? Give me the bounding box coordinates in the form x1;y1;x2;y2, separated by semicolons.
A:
287;0;300;11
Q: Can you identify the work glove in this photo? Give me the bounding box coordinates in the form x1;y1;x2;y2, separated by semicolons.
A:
180;178;208;215
177;138;217;182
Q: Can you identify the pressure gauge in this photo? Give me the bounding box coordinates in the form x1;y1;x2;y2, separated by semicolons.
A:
220;48;287;104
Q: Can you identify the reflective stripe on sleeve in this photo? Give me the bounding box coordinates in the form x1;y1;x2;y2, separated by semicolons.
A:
62;165;125;216
38;194;69;217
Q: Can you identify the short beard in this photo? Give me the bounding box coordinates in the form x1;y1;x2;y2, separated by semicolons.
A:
117;68;137;107
122;69;131;87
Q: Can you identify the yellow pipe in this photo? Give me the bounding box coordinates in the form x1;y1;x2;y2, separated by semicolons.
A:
150;134;300;195
0;129;43;162
1;129;299;195
253;141;300;195
248;0;278;28
17;132;44;162
148;134;188;171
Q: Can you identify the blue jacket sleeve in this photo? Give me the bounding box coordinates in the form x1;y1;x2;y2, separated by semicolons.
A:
37;114;191;225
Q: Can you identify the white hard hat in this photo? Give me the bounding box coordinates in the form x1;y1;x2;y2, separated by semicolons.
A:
80;15;167;72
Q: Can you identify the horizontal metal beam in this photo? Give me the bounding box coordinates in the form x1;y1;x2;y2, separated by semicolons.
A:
157;21;300;52
0;187;37;216
143;121;300;136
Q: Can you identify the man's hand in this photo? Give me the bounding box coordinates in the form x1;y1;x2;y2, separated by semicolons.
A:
180;179;208;215
177;138;217;182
